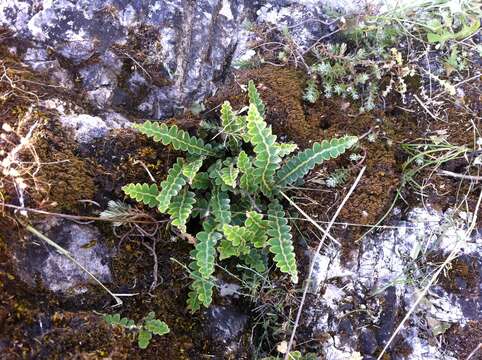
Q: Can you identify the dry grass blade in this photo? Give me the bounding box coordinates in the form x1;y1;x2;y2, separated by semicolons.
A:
282;166;366;359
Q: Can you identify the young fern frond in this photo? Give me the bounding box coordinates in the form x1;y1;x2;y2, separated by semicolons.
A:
168;190;196;233
195;231;221;278
267;201;298;283
247;80;266;117
134;121;216;157
246;103;281;195
157;159;187;212
122;183;159;208
210;187;231;228
220;101;245;138
237;151;258;192
245;211;268;248
222;224;252;247
276;136;358;187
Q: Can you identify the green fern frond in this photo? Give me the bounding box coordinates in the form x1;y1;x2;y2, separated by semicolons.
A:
134;121;215;157
187;288;202;312
237;151;258;193
195;231;221;278
168;190;196;233
276;136;358;187
220;101;245;137
241;249;266;273
247;80;266;117
277;143;298;157
245;211;268;248
122;183;159;208
246;103;281;195
182;158;204;183
210;188;231;228
191;172;210;190
157;159;187;212
222;224;252;247
267;201;298;283
219;164;239;188
218;239;250;260
188;250;215;310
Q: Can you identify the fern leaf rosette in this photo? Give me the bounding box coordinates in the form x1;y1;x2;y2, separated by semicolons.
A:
123;80;358;311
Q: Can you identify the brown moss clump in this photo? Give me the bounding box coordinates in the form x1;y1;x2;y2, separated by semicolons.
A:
16;110;96;211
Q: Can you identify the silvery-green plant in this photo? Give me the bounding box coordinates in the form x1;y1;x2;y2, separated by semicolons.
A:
123;81;357;311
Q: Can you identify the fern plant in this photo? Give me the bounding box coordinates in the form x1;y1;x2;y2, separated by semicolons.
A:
103;312;170;349
122;80;357;312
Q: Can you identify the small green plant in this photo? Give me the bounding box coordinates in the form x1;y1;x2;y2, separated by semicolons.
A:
262;350;318;360
123;81;357;311
325;168;349;188
103;312;170;349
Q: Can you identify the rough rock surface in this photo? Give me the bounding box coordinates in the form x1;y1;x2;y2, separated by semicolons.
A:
0;0;379;120
13;219;112;294
205;305;249;357
305;206;481;359
1;0;255;118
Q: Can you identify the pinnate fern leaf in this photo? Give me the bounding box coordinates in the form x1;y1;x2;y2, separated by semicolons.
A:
248;80;265;117
237;151;258;192
168;190;196;232
187;248;216;311
267;201;298;283
122;183;159;208
277;143;298;157
195;231;221;278
276;136;358;187
210;188;231;228
157;159;187;212
246;103;281;195
134;121;215;156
